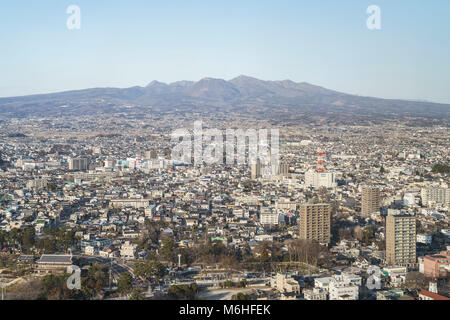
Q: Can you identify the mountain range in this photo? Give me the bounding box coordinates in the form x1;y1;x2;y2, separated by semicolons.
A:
0;75;448;119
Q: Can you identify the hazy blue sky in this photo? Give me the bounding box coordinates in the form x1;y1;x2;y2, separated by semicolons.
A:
1;0;449;103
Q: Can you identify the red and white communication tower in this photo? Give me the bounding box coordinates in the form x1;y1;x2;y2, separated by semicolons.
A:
315;151;326;173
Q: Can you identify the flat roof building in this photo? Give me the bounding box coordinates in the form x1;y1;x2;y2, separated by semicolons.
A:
298;203;331;244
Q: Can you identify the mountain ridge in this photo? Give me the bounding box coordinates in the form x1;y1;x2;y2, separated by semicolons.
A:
0;76;448;119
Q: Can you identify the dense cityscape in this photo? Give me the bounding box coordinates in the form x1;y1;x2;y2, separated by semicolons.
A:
0;2;449;308
0;110;448;301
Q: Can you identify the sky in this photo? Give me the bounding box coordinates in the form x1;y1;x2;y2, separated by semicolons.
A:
0;0;449;103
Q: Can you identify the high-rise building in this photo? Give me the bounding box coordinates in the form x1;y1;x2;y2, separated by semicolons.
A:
250;160;261;179
361;186;381;217
68;158;88;171
386;213;417;267
298;203;331;244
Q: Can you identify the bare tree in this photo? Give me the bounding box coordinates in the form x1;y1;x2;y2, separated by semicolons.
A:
6;280;43;300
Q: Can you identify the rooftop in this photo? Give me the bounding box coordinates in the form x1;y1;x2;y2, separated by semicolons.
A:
37;254;73;264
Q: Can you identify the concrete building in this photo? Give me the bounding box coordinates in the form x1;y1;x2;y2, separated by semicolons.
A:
260;207;279;226
303;287;327;300
145;150;157;159
313;274;361;301
386;213;417;267
35;254;73;275
271;273;300;295
418;282;450;301
298;203;331;244
361;186;381;217
416;234;432;245
421;186;450;207
120;241;138;260
110;198;150;209
423;251;449;279
277;163;289;176
305;169;336;189
250;160;262;179
377;289;412;300
68;157;88;171
26;178;48;190
382;266;407;287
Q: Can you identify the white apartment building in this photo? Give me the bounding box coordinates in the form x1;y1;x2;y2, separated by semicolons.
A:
271;273;300;294
421;186;450;207
68;157;88;171
305;169;336;189
120;241;138;260
314;274;361;300
275;198;297;211
329;275;360;300
84;245;98;256
145;205;157;218
260;207;279;225
233;207;249;218
314;276;333;290
417;233;432;245
26;178;48;190
383;266;407;287
303;287;327;300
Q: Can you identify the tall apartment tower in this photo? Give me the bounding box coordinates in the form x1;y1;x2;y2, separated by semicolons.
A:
250;160;262;179
361;186;381;217
298;203;331;244
386;213;417;267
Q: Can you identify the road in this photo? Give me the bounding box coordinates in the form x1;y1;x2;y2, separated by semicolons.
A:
196;287;268;300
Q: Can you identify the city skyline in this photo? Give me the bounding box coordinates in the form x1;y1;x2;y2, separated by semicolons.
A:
0;0;449;305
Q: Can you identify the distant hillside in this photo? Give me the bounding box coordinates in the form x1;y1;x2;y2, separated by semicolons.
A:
0;75;448;119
